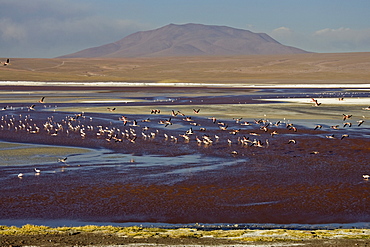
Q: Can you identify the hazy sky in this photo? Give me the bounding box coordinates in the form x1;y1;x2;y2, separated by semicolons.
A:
1;0;370;58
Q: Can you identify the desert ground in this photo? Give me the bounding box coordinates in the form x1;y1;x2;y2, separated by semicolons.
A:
0;53;370;246
1;52;370;84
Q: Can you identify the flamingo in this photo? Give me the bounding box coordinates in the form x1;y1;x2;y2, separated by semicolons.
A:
2;58;10;66
58;157;68;163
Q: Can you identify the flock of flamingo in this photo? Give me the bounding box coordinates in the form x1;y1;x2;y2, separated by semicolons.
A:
0;94;369;180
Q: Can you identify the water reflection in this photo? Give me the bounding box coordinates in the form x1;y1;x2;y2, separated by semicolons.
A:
1;141;247;184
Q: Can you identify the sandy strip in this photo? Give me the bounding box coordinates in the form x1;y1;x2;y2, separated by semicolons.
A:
261;97;370;104
1;81;370;88
1;225;369;246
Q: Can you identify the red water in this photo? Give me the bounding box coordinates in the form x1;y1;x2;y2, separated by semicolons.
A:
0;86;369;226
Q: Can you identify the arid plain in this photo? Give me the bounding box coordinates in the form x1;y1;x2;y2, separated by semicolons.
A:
1;52;370;246
1;52;370;84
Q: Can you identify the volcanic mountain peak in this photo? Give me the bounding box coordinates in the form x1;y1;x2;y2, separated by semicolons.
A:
59;23;309;58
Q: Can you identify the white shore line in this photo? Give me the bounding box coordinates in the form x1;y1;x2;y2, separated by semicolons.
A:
1;81;370;88
261;97;370;104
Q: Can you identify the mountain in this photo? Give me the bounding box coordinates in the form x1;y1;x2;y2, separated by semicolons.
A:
59;23;309;58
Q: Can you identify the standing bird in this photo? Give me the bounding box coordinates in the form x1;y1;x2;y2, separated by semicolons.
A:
130;120;139;127
129;136;137;143
208;117;217;123
186;127;194;135
219;125;228;131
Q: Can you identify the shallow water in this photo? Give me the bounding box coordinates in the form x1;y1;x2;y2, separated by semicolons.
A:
0;84;370;227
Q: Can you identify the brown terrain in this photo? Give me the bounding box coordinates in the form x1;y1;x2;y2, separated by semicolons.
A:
1;52;370;84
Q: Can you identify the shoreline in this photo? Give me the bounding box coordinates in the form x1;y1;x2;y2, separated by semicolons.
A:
1;217;370;230
1;224;369;247
2;80;370;88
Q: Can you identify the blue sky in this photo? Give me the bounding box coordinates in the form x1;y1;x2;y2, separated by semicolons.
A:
1;0;370;58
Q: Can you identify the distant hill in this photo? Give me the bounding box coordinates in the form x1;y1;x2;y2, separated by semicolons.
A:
59;23;309;58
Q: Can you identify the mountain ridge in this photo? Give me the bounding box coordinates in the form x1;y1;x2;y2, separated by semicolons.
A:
59;23;309;58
